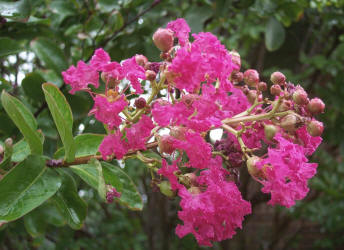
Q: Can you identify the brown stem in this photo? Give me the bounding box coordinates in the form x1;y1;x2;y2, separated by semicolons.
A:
56;141;159;167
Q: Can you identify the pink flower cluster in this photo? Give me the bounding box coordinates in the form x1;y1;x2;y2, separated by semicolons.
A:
61;18;324;247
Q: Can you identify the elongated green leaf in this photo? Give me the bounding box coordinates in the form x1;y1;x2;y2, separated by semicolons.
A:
0;155;61;222
102;162;143;211
70;158;106;200
265;17;286;51
31;38;68;75
42;83;75;162
52;171;87;230
54;133;104;159
1;91;43;154
0;37;22;57
22;72;45;104
11;139;30;162
24;209;47;238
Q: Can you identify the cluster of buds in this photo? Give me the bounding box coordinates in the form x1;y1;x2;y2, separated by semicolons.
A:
62;18;324;247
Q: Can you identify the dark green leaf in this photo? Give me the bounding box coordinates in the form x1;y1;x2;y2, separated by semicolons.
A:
24;209;47;237
54;133;104;159
265;17;285;51
22;72;45;104
102;162;143;211
70;158;106;200
0;155;61;222
52;171;87;230
31;38;68;75
1;91;43;154
0;37;22;57
42;83;75;162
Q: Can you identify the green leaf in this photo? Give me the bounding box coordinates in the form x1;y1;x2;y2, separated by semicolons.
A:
0;0;31;21
0;37;22;57
31;38;68;75
24;209;47;238
22;72;45;104
1;91;43;154
52;171;87;230
102;162;143;211
70;158;106;201
54;133;104;159
0;155;61;222
42;83;75;162
265;17;286;51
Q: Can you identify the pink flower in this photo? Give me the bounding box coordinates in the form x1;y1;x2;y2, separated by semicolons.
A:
295;126;322;156
125;115;154;150
167;18;190;46
151;100;175;126
91;95;128;130
90;48;111;71
99;131;128;160
122;56;146;94
157;159;182;190
173;132;212;169
176;157;251;246
168;46;206;92
256;133;318;208
62;61;99;94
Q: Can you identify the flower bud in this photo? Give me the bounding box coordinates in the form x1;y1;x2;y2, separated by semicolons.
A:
280;114;298;132
152;28;174;52
247;90;257;104
188;186;201;195
264;124;277;140
135;54;148;67
230;71;244;83
292;88;308;105
247;156;261;178
179;173;197;187
134;97;147;109
0;145;4;155
270;84;282;96
278;100;293;112
270;71;286;85
106;187;121;203
243;69;259;87
145;70;157;81
5;138;13;148
170;126;188;140
307;120;324;137
307;98;325;114
257;81;267;91
158;135;175;154
159;181;175;197
229;50;241;69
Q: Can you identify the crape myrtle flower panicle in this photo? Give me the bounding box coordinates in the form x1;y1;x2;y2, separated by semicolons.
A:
99;131;127;160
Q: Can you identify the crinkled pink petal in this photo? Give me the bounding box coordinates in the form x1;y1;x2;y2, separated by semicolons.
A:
122;56;146;94
99;132;128;160
125;115;154;150
296;126;322;156
157;159;182;190
91;95;128;130
62;60;99;94
167;18;190;46
90;48;111;71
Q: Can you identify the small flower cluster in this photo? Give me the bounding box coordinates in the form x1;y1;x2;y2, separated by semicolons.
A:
62;18;324;246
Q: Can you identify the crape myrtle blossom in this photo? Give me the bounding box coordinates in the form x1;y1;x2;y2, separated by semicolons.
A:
61;18;325;247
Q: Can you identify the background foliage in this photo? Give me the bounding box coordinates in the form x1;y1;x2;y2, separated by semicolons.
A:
0;0;343;249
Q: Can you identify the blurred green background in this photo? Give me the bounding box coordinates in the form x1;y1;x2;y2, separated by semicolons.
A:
0;0;344;249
